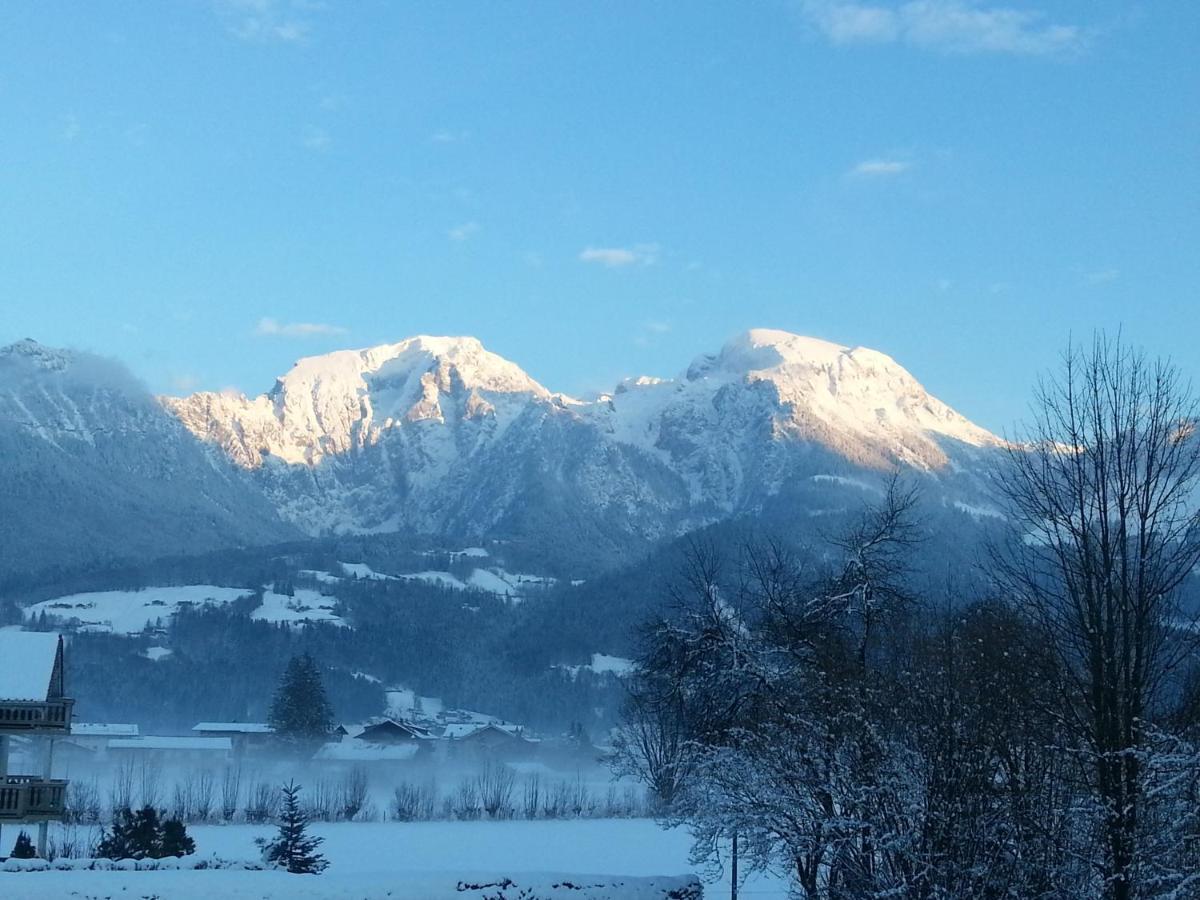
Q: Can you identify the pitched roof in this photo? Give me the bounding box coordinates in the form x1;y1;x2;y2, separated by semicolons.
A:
359;718;434;740
443;722;529;741
0;631;61;701
109;736;233;751
192;722;273;734
71;723;139;737
314;741;419;761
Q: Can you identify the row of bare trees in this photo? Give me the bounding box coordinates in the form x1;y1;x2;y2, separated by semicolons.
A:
616;337;1200;900
66;764;370;825
391;769;648;821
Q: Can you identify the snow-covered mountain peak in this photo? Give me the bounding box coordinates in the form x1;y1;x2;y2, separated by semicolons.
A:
164;334;559;480
277;335;550;402
161;328;1007;538
0;338;75;372
718;328;850;372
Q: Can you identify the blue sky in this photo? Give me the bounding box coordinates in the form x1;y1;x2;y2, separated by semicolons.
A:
1;1;1196;433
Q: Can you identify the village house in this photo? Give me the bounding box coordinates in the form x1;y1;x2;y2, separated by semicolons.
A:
191;721;274;755
63;722;139;757
0;631;73;856
442;722;539;761
107;735;233;765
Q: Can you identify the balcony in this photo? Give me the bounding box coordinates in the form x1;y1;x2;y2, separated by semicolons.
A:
0;699;73;734
0;776;68;822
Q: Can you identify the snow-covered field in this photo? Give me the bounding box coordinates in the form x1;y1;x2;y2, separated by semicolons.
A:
24;584;346;633
0;820;790;898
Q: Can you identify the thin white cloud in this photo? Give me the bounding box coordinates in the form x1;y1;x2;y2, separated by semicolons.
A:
849;158;911;177
1086;267;1120;284
255;317;347;338
448;222;481;241
801;1;1086;56
169;373;200;393
61;114;81;142
218;0;312;44
579;244;660;268
633;320;673;348
301;126;331;152
431;129;469;144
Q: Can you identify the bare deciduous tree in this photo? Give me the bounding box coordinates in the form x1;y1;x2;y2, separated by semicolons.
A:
994;334;1200;900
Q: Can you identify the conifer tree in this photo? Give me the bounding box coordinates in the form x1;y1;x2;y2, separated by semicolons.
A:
268;653;335;741
259;781;328;874
160;818;196;857
95;806;194;859
11;830;36;859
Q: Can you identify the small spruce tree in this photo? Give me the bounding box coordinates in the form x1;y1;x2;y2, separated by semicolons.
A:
11;830;37;859
259;781;328;874
268;653;335;741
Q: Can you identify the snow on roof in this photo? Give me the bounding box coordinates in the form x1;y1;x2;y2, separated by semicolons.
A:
108;736;233;751
71;723;139;737
360;718;435;740
0;631;60;701
314;741;419;761
192;722;273;734
442;722;529;741
109;736;233;752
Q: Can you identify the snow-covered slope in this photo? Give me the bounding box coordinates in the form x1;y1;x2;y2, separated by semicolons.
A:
163;329;1004;549
586;328;1001;506
0;340;295;577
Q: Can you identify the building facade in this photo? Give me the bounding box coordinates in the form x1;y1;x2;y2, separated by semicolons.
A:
0;632;73;857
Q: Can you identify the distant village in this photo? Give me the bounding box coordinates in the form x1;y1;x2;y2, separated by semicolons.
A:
46;709;550;769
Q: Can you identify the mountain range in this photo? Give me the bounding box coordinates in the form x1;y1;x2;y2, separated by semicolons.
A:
0;329;1009;580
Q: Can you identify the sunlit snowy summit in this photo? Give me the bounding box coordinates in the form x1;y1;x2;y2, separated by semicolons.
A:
160;329;1004;547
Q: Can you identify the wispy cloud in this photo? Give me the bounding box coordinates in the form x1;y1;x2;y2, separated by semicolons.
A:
255;317;347;338
431;129;469;144
579;244;660;268
169;373;201;393
448;222;481;241
849;158;911;177
634;320;673;348
301;126;331;152
61;114;81;142
218;0;313;44
800;1;1086;56
1086;267;1120;284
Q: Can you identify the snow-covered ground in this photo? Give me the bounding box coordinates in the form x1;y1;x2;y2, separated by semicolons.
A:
303;558;557;601
24;584;347;632
0;820;789;898
557;653;636;678
399;567;555;600
252;587;345;627
24;585;251;634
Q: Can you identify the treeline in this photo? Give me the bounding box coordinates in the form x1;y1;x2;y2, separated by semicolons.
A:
60;574;627;732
